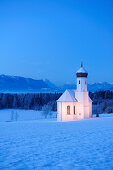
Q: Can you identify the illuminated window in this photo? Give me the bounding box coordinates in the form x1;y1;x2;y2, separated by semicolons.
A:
67;106;70;115
79;80;80;84
74;106;75;115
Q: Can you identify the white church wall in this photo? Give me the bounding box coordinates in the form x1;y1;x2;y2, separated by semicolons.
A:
89;102;92;118
77;77;87;92
57;101;92;121
84;106;90;119
75;92;92;119
57;102;77;121
75;91;89;104
57;102;61;121
76;103;85;119
62;102;75;121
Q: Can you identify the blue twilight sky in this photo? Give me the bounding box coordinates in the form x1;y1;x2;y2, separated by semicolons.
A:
0;0;113;85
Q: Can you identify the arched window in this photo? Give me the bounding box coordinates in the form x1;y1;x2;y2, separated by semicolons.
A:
74;106;75;115
79;80;80;84
67;105;70;115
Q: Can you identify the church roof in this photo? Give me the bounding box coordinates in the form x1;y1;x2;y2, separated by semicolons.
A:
76;66;87;73
57;89;77;102
76;61;87;73
89;96;93;102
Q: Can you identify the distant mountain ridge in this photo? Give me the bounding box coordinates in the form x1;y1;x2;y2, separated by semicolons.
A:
88;82;113;92
0;75;50;92
59;82;113;92
0;74;113;92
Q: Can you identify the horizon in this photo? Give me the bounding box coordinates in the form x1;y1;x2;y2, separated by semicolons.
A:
0;0;113;85
0;73;113;86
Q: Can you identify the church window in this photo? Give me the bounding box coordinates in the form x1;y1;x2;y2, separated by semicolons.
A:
79;80;80;84
67;106;70;115
74;106;76;115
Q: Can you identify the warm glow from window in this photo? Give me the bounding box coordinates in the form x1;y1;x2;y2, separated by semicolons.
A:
74;106;75;114
67;105;70;115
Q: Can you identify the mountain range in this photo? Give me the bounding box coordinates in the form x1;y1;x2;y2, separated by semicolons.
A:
0;75;49;92
0;74;113;93
59;82;113;92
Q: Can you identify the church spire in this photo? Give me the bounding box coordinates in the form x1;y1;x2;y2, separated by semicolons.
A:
81;59;83;67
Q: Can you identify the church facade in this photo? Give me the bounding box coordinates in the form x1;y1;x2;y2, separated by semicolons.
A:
57;63;92;121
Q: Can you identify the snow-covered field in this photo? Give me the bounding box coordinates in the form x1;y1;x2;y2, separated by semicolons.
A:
0;109;57;122
0;110;113;169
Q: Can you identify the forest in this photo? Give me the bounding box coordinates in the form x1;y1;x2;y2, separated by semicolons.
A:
0;90;113;114
0;93;62;111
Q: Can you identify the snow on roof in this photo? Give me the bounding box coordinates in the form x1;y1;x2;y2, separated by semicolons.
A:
76;66;87;73
57;89;77;102
89;96;93;102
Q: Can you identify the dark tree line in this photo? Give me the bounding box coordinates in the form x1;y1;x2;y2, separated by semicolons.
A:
0;90;113;111
0;93;62;111
89;90;113;104
89;90;113;114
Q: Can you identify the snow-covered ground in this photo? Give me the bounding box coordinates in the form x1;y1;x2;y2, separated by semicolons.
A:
0;109;57;122
0;110;113;169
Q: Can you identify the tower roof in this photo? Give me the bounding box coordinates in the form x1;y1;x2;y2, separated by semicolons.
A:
57;90;77;102
76;61;88;77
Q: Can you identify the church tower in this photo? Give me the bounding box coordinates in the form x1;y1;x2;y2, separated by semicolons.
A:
76;61;88;92
75;62;92;119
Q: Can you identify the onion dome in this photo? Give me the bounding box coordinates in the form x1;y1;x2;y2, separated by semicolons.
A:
76;61;88;78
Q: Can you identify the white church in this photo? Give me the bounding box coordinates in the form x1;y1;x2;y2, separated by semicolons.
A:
57;62;92;121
